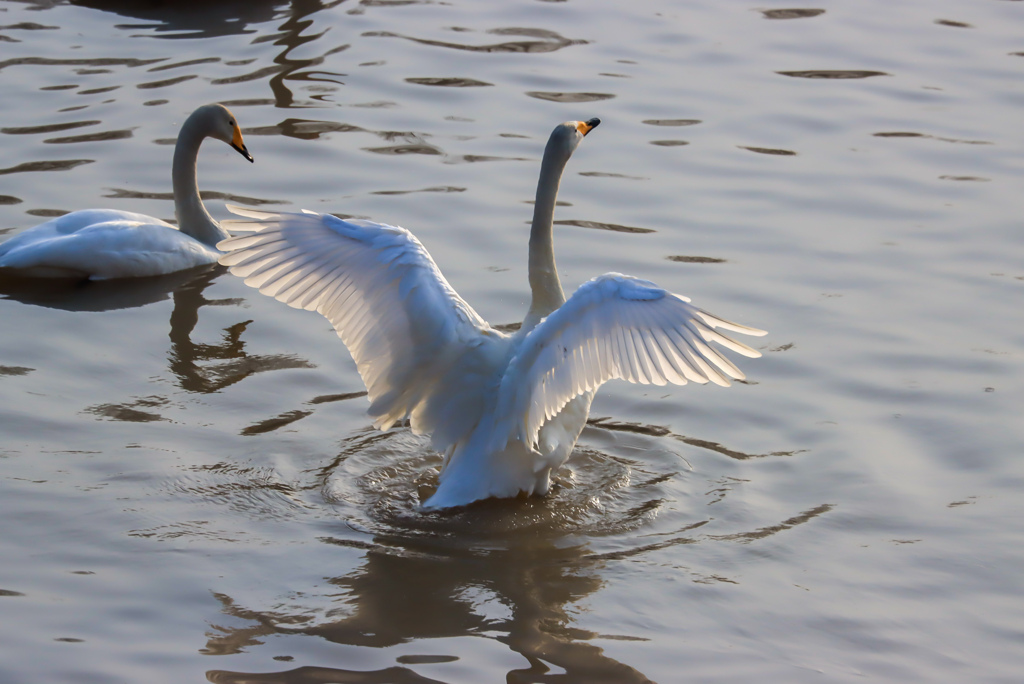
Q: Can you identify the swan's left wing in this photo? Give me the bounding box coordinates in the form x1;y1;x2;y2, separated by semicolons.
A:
218;207;500;444
496;273;766;450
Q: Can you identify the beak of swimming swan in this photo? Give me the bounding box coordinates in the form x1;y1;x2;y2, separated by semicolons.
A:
230;124;254;163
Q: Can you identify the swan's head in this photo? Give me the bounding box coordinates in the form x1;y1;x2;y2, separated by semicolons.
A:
195;103;254;163
546;118;600;162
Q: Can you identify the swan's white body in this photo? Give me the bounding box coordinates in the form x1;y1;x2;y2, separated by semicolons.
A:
218;119;766;509
0;104;253;280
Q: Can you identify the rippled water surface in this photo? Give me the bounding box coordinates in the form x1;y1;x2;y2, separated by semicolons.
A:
2;0;1024;682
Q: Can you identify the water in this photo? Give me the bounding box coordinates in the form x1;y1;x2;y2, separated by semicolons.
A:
1;0;1023;681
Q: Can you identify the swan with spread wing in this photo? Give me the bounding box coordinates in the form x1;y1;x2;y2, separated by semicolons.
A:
218;119;765;509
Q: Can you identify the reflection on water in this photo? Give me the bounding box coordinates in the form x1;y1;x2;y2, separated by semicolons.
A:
69;0;288;39
776;69;888;79
102;187;287;206
641;119;701;127
84;395;171;423
708;503;833;544
226;0;350;109
203;441;659;681
244;118;364;140
739;145;797;156
586;417;802;461
206;536;652;682
208;664;448;684
364;27;586;54
406;77;492;88
666;255;725;263
0;264;207;311
0;158;94;176
191;417;819;682
0;57;163;73
2;120;102;135
760;9;826;20
166;267;315;394
526;91;615;103
24;1;352;111
553;219;655;234
872;132;991;144
2;263;318;403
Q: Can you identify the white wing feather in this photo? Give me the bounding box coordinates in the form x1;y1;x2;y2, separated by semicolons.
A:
217;207;503;447
495;273;766;450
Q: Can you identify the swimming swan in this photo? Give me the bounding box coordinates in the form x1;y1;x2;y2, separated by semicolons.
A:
217;119;766;510
0;104;253;280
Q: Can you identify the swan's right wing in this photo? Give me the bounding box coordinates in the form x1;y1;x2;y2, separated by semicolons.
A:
495;273;766;450
218;207;500;441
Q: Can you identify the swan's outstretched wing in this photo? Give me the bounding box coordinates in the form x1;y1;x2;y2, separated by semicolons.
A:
217;207;501;441
495;273;766;450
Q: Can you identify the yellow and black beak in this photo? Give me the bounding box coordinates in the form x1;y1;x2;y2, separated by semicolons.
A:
576;118;601;136
231;125;254;163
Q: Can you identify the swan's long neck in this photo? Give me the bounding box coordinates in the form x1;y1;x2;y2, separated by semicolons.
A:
523;140;570;331
172;112;229;247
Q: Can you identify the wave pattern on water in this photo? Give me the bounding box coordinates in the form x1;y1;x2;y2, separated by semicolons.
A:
2;0;1024;682
364;27;586;53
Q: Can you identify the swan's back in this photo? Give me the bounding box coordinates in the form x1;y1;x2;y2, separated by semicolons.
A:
0;209;217;280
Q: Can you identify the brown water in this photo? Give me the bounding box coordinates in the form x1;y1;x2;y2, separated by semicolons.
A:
2;1;1024;682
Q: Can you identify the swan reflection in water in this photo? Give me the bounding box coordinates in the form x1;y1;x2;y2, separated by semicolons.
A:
69;0;288;40
197;419;825;684
198;418;698;683
204;491;656;683
165;266;315;394
0;264;314;395
0;264;209;312
206;544;651;684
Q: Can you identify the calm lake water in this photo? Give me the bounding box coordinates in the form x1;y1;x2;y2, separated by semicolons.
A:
2;0;1023;682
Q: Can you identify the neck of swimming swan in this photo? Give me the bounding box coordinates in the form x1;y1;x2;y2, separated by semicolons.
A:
524;139;570;332
172;110;229;247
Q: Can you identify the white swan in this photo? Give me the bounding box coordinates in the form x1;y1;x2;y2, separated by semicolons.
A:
0;103;253;280
218;119;766;510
